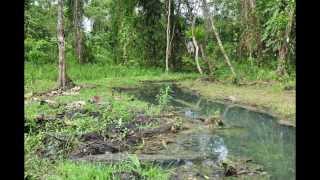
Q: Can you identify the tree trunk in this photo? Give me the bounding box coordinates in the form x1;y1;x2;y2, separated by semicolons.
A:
165;0;171;72
201;0;237;79
276;8;295;76
191;18;203;75
57;0;72;89
74;0;83;64
240;0;262;60
200;44;213;75
277;44;288;76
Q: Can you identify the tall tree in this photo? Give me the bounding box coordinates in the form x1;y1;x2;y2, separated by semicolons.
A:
239;0;262;61
74;0;84;63
277;7;295;76
199;43;213;74
201;0;238;80
260;0;296;76
57;0;72;89
137;0;164;67
191;17;203;74
165;0;171;72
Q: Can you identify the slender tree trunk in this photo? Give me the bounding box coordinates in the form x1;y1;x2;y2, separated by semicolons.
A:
74;0;83;64
57;0;72;89
192;18;203;75
200;44;213;75
201;0;237;79
165;0;171;72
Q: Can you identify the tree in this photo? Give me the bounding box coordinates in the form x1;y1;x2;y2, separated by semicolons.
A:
201;0;238;80
66;0;86;63
276;6;295;76
239;0;262;61
191;17;203;74
74;0;84;63
57;0;72;89
260;0;296;76
165;0;171;72
137;0;165;67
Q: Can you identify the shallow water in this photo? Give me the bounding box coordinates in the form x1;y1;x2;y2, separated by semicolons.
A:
118;82;295;179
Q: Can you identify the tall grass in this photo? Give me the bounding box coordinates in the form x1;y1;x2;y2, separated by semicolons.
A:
47;160;169;180
212;59;295;82
25;61;199;93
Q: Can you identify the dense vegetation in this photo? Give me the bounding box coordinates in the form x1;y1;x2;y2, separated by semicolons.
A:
25;0;295;179
25;0;295;82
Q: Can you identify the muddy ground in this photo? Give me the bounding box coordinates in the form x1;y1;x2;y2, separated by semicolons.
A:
27;86;269;179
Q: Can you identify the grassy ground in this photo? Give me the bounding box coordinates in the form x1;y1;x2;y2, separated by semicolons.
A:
25;62;295;179
25;63;192;179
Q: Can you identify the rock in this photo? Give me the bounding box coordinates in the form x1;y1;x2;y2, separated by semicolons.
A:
35;114;45;121
89;96;102;104
224;96;236;102
284;85;295;91
204;117;224;128
71;140;120;158
62;91;79;96
66;101;86;110
40;99;59;108
24;92;33;99
224;165;237;176
80;132;104;142
88;111;102;118
71;86;81;92
35;114;56;122
113;171;141;180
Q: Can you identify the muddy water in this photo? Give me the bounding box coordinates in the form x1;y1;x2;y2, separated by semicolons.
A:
118;82;295;180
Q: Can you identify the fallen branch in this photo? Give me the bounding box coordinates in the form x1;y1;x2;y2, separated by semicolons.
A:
72;152;212;164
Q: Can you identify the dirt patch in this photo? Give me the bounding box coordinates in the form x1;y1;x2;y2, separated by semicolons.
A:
222;158;269;178
168;157;268;180
26;84;97;100
113;171;142;180
36;133;74;159
70;113;183;159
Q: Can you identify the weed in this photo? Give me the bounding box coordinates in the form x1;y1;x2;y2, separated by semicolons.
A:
156;85;173;112
47;160;169;180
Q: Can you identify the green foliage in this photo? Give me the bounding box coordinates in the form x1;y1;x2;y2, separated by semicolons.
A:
135;0;165;66
156;85;173;112
47;160;169;180
24;0;296;79
186;25;206;41
260;0;295;53
25;37;57;64
25;2;296;179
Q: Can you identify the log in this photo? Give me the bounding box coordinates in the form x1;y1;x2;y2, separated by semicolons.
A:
71;152;212;165
137;123;174;137
172;99;201;111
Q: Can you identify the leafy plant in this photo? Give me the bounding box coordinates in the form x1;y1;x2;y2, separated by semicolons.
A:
156;85;173;112
128;155;142;173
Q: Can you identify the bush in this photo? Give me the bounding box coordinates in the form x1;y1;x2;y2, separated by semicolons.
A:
25;37;57;64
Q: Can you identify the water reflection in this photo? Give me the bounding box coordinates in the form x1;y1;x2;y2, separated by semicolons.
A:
117;83;295;179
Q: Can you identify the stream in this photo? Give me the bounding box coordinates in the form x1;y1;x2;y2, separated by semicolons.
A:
118;82;295;180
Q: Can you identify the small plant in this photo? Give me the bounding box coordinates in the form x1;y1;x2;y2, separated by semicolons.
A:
213;110;221;118
128;155;142;173
173;117;183;130
156;85;173;112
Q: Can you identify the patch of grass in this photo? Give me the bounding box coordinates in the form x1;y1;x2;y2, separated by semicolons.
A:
25;62;199;94
24;72;175;178
212;60;295;83
47;159;169;180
